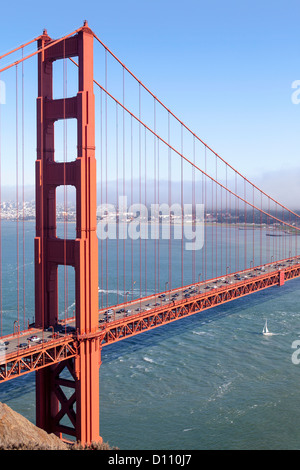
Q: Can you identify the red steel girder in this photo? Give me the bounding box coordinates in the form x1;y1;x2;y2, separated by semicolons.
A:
0;338;77;382
101;265;300;346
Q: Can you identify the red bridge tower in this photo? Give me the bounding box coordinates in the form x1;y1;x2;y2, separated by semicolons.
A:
34;22;101;444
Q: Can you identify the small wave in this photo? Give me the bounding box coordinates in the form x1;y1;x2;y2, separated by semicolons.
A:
217;381;232;397
143;356;154;363
98;287;156;297
193;330;214;337
207;380;234;403
58;301;75;316
98;288;126;295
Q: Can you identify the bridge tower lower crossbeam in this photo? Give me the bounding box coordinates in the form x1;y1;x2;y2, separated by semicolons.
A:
34;23;101;445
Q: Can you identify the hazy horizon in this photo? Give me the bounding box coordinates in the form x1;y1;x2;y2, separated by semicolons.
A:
0;166;299;211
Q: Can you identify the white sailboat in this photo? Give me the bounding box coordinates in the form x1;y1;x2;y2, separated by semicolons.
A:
262;320;273;336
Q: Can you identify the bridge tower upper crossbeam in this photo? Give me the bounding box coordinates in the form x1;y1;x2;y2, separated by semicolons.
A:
34;22;101;445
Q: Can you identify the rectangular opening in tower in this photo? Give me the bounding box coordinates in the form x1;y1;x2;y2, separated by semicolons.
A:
57;264;75;324
53;58;78;101
56;185;76;239
54;118;77;163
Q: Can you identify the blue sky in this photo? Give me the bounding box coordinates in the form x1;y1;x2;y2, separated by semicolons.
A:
1;0;300;205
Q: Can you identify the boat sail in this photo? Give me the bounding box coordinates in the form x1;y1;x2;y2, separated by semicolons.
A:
262;320;272;336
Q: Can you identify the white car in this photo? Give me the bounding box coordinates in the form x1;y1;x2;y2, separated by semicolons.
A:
29;335;41;342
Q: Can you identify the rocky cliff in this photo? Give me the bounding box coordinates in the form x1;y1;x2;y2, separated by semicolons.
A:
0;401;115;450
0;401;69;450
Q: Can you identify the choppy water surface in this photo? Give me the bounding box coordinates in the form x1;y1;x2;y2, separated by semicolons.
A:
1;221;300;449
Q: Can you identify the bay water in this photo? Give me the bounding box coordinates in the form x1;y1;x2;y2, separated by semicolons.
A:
0;221;300;449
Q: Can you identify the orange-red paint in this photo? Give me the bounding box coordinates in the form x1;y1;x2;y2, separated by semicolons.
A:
34;22;101;445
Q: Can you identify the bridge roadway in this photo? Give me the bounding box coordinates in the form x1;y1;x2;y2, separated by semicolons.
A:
0;256;300;381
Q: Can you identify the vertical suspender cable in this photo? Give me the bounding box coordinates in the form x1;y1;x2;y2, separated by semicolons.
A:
244;180;247;270
139;84;142;300
100;89;103;309
211;164;214;278
201;149;204;285
123;68;126;300
181;124;184;288
16;64;20;332
227;177;229;275
204;147;207;282
235;173;238;272
260;193;263;266
220;165;221;275
192;136;195;284
130;114;133;300
229;176;232;275
216;161;219;276
157;139;160;293
154;99;157;296
116;103;119;305
105;49;108;308
22;48;25;329
168;112;171;291
0;69;2;335
144;127;147;296
252;187;255;269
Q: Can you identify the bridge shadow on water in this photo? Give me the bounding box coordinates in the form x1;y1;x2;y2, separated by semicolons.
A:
1;278;299;402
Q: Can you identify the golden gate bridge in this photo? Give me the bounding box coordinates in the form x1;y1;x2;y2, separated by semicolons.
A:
0;22;299;445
